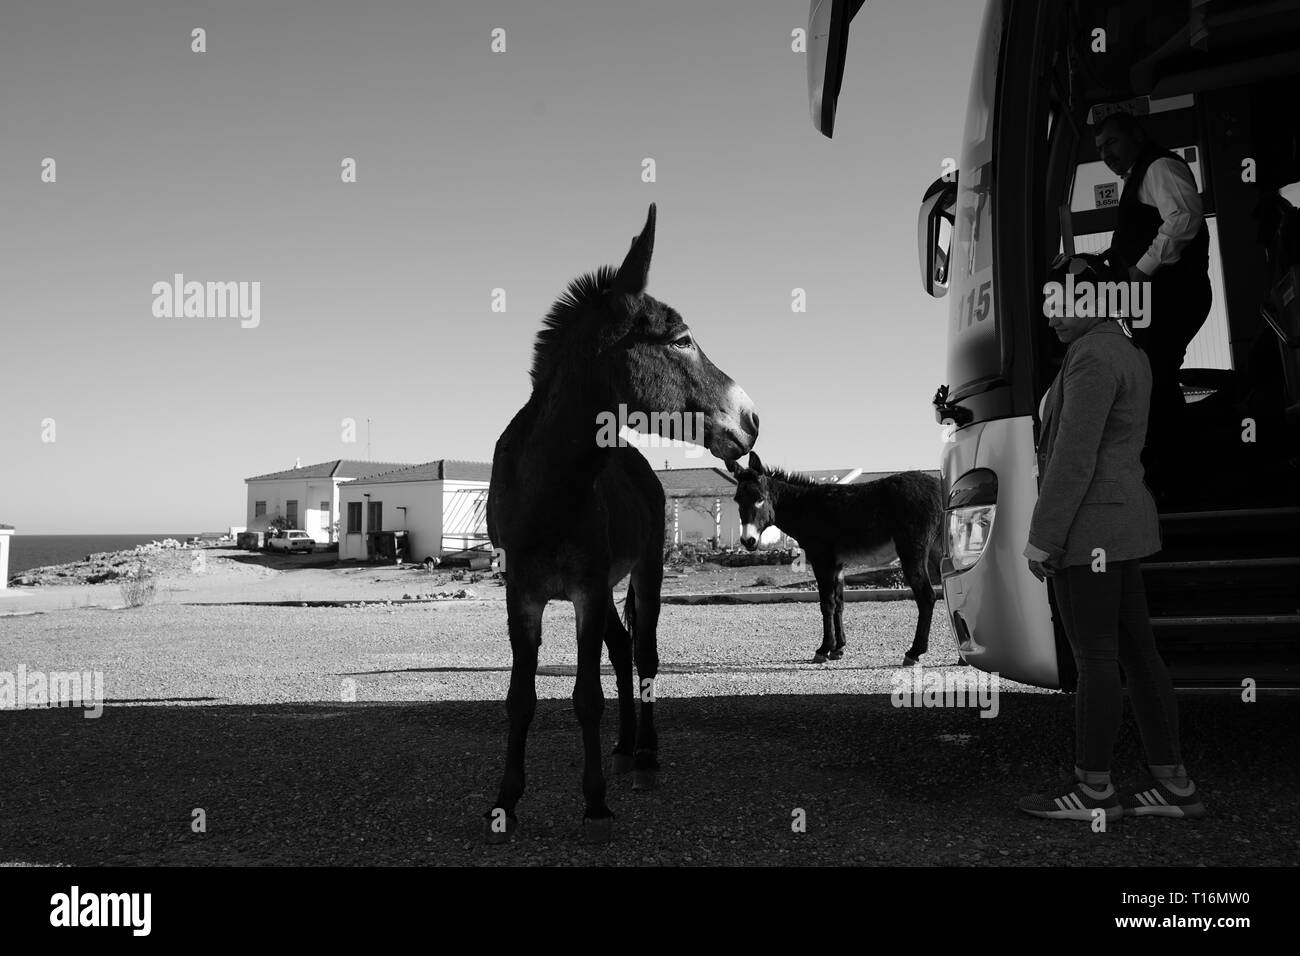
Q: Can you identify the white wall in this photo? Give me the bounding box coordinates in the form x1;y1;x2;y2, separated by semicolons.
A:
246;479;342;543
0;529;12;589
338;479;443;562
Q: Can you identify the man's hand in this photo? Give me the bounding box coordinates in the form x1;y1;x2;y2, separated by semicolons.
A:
1027;558;1056;582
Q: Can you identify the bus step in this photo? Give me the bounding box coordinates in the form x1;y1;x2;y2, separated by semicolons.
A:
1154;506;1300;560
1142;556;1300;615
1150;613;1300;643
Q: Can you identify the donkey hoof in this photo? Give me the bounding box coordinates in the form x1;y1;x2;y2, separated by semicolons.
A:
484;810;517;844
901;654;920;667
582;815;615;843
828;649;844;661
812;653;829;664
632;770;658;792
611;752;635;775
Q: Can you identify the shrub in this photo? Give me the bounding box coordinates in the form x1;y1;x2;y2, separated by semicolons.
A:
753;573;779;588
119;562;157;608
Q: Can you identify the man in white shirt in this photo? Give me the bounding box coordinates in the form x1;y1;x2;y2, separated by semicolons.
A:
1095;111;1213;498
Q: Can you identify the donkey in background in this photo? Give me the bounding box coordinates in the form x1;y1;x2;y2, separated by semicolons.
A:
486;204;758;843
727;454;943;666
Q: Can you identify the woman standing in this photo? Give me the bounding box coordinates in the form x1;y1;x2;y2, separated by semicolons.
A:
1017;290;1204;822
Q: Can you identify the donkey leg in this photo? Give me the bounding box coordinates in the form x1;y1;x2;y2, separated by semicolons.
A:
829;567;847;660
898;543;937;667
811;560;837;664
629;563;662;792
604;595;636;774
574;589;614;841
486;588;543;844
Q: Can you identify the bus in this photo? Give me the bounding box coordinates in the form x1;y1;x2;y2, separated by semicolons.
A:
808;0;1300;689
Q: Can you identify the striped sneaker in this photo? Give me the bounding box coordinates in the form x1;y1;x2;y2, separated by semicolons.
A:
1017;777;1122;822
1121;775;1205;819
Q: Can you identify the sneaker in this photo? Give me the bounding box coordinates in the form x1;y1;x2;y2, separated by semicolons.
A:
1120;775;1205;819
1017;777;1122;822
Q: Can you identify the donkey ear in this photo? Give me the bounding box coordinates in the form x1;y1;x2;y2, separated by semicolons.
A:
611;204;656;299
747;452;765;475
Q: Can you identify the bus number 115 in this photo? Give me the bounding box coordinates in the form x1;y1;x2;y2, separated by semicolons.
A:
958;280;992;330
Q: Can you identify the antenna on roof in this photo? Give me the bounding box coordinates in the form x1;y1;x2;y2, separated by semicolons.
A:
295;456;301;469
367;419;372;461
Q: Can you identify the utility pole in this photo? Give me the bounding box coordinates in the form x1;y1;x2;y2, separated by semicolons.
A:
367;419;372;461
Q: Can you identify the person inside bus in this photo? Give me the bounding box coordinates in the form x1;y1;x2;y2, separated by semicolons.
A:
1094;110;1212;500
1017;301;1204;822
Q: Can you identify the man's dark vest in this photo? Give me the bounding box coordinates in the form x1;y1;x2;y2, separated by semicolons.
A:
1110;142;1209;280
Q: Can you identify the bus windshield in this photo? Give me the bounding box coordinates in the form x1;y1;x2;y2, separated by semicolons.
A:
947;0;1004;402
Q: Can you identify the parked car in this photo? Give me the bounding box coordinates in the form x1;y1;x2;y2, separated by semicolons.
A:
267;530;315;554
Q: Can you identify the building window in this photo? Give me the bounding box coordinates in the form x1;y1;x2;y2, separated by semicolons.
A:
347;501;362;534
254;501;266;518
286;500;298;528
367;501;382;533
320;501;330;518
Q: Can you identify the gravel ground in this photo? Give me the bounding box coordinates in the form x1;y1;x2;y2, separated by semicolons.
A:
1;695;1296;866
2;586;1298;865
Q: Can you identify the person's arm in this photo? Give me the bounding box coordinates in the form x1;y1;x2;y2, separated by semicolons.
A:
1023;541;1053;561
1134;158;1204;276
1026;346;1119;563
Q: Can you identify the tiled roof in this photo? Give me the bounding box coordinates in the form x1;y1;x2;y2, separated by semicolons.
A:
246;460;414;482
0;523;13;530
344;459;494;485
656;467;736;497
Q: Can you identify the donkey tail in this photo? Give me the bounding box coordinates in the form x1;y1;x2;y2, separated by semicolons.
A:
623;585;638;644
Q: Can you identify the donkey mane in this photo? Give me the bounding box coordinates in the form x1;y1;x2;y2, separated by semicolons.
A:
529;265;621;388
762;466;827;490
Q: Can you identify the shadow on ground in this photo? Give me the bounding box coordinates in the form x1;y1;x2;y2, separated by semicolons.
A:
2;694;1295;866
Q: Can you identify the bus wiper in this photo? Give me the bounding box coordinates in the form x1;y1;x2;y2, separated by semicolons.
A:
933;383;973;426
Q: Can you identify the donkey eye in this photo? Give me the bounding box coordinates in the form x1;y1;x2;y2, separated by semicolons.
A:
670;335;693;349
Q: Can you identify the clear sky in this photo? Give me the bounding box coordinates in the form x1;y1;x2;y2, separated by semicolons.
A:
0;0;986;533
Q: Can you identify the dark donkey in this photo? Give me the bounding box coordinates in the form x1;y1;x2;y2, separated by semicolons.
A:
486;204;758;843
727;453;943;666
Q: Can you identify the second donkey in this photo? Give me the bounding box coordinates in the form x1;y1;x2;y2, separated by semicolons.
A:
727;454;944;666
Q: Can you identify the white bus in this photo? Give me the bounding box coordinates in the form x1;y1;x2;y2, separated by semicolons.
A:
809;0;1300;688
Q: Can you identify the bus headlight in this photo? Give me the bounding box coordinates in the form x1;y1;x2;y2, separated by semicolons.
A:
948;505;996;572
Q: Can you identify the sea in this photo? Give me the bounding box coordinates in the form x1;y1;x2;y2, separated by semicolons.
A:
5;534;201;575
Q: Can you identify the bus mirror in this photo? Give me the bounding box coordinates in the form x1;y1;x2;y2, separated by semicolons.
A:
918;176;958;298
807;0;866;137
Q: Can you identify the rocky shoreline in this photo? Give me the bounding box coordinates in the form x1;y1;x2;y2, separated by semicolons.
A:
7;538;222;588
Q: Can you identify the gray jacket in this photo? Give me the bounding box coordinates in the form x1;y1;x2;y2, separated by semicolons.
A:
1027;320;1163;567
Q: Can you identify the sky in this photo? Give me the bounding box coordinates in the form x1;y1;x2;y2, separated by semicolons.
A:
0;0;986;533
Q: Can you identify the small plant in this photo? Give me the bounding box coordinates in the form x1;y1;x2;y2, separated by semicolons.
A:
119;562;157;608
753;573;779;588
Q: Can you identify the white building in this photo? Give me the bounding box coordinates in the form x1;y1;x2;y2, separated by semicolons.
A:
337;460;493;563
0;524;12;589
244;459;414;544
